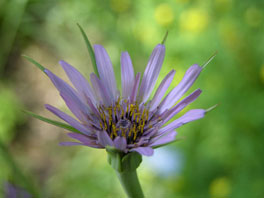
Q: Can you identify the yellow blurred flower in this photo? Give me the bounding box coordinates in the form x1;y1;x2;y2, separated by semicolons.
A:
180;8;209;33
210;177;231;198
244;7;263;27
110;0;131;13
154;3;174;27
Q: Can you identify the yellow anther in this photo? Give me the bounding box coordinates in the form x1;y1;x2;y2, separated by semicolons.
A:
128;128;133;137
133;129;137;140
112;124;118;136
100;122;103;129
130;107;135;117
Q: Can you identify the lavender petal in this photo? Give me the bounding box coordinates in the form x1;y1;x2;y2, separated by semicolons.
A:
114;136;127;151
150;130;177;147
59;142;84;146
159;64;202;113
158;109;205;135
138;44;165;103
90;73;112;106
59;60;96;105
94;44;117;100
130;72;141;102
150;69;176;111
162;88;202;123
131;147;154;156
97;131;114;147
68;133;103;148
45;104;91;135
121;52;135;98
45;69;90;116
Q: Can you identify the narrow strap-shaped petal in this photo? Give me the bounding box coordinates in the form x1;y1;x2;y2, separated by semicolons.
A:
45;104;91;135
59;60;96;104
130;147;154;156
94;44;117;100
45;69;90;116
162;88;202;123
138;44;165;103
149;69;175;111
150;130;177;147
159;64;202;113
114;136;127;151
158;109;205;135
59;142;84;146
67;133;103;148
60;92;86;122
90;73;112;106
130;73;141;102
121;52;135;98
59;142;103;148
97;131;114;147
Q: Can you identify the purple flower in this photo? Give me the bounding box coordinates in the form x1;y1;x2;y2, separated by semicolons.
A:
4;182;31;198
43;43;208;157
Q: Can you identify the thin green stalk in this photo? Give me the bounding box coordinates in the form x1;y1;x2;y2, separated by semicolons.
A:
116;170;144;198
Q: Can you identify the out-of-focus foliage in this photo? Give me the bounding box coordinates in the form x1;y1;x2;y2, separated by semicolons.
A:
0;0;264;197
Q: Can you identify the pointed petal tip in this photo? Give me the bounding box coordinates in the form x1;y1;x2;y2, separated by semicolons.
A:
22;55;46;72
161;30;169;45
202;51;218;69
206;104;219;113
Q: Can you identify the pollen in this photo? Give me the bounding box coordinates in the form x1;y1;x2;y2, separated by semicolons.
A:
96;98;157;143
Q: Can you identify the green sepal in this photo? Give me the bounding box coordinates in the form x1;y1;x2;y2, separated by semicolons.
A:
23;110;81;134
106;146;122;172
22;55;46;72
77;23;99;77
121;152;142;172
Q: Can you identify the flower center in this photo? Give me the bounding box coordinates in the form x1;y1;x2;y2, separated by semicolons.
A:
117;119;131;129
96;98;158;143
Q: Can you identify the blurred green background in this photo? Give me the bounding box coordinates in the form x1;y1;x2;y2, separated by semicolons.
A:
0;0;264;197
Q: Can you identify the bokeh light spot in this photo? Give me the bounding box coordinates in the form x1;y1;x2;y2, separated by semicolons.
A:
180;8;209;33
154;3;174;27
110;0;131;13
244;7;263;27
210;177;231;197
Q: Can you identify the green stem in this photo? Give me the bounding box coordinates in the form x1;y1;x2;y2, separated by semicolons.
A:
116;170;144;198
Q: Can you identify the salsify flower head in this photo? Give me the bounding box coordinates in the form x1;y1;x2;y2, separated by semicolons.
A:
25;30;215;158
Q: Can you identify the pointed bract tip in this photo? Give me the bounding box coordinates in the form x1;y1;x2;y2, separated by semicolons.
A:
161;30;169;45
22;55;46;72
202;51;218;69
206;104;218;113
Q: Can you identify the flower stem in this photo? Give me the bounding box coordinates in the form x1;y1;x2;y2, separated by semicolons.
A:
116;170;144;198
